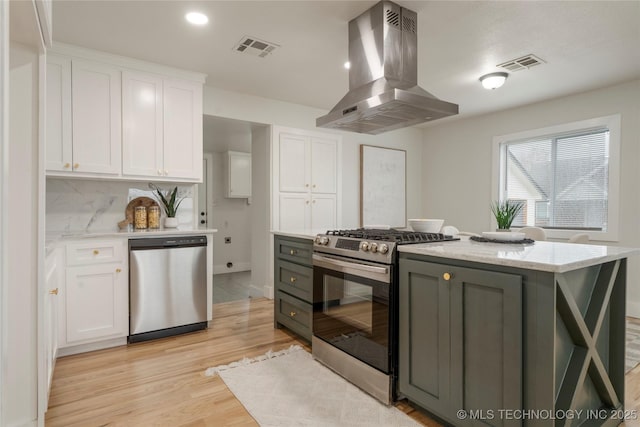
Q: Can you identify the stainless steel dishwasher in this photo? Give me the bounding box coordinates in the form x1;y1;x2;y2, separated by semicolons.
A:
128;235;207;343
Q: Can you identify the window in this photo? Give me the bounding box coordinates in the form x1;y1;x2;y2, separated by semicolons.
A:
493;115;621;241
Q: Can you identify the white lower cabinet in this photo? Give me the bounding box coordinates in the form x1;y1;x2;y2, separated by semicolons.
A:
44;247;62;399
59;239;128;350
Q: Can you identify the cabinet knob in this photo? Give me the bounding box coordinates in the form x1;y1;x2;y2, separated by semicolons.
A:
93;250;99;255
289;249;296;255
164;170;169;176
312;200;316;204
116;268;122;273
73;163;79;169
64;163;70;169
200;220;205;224
49;288;59;295
443;272;452;281
290;276;297;283
305;184;309;188
158;169;162;175
289;311;297;317
306;200;310;205
312;184;316;188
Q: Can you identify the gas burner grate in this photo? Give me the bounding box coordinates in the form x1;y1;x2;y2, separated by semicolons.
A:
325;228;454;244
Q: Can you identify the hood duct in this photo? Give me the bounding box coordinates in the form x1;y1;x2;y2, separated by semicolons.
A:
316;1;458;135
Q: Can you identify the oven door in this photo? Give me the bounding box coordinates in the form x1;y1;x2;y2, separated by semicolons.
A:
312;253;392;374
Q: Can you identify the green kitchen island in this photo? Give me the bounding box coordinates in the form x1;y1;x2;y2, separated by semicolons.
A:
397;237;639;427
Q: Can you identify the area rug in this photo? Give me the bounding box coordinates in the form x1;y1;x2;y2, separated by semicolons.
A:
205;345;422;427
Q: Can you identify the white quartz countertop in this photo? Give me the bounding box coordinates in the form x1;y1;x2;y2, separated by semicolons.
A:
46;228;218;252
271;229;326;240
398;237;640;273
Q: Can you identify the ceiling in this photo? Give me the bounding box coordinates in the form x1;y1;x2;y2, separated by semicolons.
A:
51;1;640;127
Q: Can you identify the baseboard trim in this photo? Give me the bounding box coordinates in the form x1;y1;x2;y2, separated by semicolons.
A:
213;262;250;275
57;337;127;357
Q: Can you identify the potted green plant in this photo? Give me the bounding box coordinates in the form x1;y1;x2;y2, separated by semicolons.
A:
490;200;524;231
149;184;184;228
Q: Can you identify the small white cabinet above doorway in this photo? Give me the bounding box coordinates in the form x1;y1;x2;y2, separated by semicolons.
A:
224;151;251;198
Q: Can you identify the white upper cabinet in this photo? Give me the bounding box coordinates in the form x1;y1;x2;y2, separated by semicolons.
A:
71;59;122;175
46;54;72;171
225;151;251;198
46;45;205;182
310;137;337;194
273;126;341;232
279;133;310;193
46;55;122;175
162;78;203;180
122;71;164;177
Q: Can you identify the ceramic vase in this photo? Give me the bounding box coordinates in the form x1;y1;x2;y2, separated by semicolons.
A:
164;217;178;228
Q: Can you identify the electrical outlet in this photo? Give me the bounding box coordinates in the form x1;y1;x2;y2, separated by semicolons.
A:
224;237;231;244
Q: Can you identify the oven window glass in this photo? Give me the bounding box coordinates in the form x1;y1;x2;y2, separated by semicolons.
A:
314;268;389;373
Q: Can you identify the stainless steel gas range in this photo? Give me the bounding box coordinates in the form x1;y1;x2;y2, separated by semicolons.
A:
311;228;458;404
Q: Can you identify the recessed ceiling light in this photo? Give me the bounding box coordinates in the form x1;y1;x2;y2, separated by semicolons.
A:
344;61;351;70
479;72;508;90
185;12;208;26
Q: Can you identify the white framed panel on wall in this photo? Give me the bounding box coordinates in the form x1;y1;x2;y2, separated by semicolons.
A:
360;145;406;228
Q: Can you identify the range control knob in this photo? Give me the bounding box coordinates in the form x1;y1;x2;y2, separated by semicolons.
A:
320;236;330;246
359;241;369;251
369;242;378;253
314;236;322;244
378;243;389;254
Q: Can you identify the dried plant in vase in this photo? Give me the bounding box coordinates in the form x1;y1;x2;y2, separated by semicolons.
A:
490;200;524;231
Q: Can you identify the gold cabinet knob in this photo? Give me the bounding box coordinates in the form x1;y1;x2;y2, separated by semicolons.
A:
289;249;296;255
93;250;99;255
312;184;316;188
306;200;310;205
63;163;70;169
443;272;452;281
116;268;122;273
49;288;59;295
290;276;297;283
289;311;297;317
305;184;309;188
73;163;79;169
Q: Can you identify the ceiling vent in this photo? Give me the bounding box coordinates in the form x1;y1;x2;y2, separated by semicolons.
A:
497;54;545;72
234;36;279;58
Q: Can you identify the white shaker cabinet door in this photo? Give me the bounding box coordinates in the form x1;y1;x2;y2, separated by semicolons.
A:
279;133;310;193
71;59;122;175
163;78;203;181
310;137;337;194
227;151;252;198
122;71;164;178
311;194;337;231
46;54;72;172
64;263;128;344
279;193;311;231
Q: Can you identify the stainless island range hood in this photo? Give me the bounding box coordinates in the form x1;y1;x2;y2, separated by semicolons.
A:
316;1;458;135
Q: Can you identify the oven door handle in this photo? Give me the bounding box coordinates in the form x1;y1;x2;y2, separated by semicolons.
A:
312;254;389;275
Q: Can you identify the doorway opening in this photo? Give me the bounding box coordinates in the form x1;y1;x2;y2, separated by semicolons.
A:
199;115;268;305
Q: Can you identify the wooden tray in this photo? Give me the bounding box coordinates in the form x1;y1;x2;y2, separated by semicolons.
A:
118;197;159;229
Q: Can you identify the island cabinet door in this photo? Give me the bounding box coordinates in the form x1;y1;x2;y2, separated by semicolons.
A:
449;266;523;427
398;258;451;418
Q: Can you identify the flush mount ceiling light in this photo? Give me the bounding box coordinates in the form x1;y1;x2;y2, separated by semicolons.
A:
480;72;508;90
185;12;208;26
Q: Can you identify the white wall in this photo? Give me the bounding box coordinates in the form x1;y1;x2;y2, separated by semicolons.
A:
208;151;252;273
420;79;640;316
7;41;39;427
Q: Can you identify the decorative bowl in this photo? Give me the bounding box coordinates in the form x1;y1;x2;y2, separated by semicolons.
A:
408;219;444;233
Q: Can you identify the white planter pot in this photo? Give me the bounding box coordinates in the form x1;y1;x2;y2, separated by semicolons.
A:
164;217;178;228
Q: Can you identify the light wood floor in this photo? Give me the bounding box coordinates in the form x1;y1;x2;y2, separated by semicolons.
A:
47;298;640;427
46;298;434;426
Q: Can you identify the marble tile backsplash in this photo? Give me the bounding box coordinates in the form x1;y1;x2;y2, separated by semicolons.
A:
46;179;195;233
